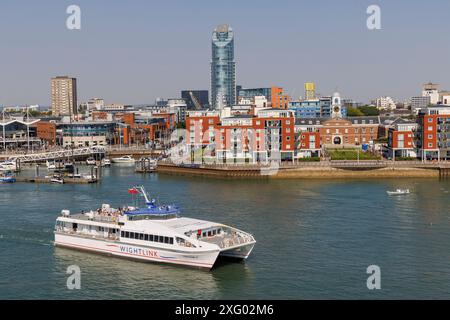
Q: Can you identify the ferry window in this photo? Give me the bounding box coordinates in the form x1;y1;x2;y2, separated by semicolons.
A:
121;231;124;237
139;234;144;240
164;237;169;244
125;231;129;238
202;232;206;237
169;238;174;245
130;232;134;239
213;230;217;236
135;233;140;240
154;235;159;242
144;234;149;241
208;231;212;237
149;235;154;242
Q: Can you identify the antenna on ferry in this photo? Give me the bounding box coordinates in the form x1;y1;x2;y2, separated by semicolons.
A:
135;185;151;204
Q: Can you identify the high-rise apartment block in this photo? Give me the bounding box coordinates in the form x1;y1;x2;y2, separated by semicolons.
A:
51;76;77;116
211;24;236;109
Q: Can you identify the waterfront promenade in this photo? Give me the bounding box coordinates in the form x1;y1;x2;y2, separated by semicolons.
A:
157;160;450;179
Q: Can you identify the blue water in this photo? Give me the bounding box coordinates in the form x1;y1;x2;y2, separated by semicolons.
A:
0;166;449;299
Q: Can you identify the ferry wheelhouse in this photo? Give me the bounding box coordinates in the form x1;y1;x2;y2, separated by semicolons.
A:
54;186;256;270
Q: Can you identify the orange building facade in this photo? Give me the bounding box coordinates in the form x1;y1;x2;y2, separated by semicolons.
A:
271;86;290;109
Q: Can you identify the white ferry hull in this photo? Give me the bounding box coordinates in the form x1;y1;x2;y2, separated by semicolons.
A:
55;233;220;270
219;242;256;259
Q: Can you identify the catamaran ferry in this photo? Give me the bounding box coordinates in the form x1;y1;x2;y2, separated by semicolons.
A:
54;186;256;270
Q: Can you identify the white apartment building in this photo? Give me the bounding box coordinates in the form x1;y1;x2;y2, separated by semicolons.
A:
375;96;397;110
422;82;440;105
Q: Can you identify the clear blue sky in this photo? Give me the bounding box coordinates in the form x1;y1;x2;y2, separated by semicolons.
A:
1;0;449;106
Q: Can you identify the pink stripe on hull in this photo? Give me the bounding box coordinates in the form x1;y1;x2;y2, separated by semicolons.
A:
55;240;215;268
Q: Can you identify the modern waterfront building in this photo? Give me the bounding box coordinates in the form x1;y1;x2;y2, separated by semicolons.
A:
0;116;41;150
210;24;236;110
57;121;116;148
289;100;321;118
51;76;77;117
416;106;450;161
181;90;209;110
387;118;417;159
289;95;347;119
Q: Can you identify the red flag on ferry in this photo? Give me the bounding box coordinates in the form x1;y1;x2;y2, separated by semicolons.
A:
128;188;138;195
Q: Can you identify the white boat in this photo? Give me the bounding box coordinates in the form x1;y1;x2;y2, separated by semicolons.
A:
54;186;256;270
101;159;111;167
111;155;135;164
387;189;410;196
46;161;56;170
0;161;17;172
0;172;16;183
50;176;65;184
86;157;96;166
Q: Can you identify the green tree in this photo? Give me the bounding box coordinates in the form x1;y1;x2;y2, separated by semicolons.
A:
347;106;364;116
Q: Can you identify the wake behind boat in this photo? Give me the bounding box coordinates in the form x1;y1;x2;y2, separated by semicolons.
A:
54;186;256;270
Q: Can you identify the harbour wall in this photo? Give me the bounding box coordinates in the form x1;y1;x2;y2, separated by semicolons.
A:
156;163;441;179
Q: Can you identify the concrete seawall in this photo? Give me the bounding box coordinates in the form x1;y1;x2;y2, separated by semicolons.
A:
156;163;441;179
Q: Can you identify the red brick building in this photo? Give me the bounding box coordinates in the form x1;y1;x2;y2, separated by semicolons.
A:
387;119;417;159
416;107;450;160
185;109;295;163
36;121;57;146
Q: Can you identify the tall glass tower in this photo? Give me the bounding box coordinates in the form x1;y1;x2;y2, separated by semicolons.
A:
211;24;236;110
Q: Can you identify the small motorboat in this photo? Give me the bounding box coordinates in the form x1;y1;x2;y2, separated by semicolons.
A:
101;159;111;167
111;155;135;164
387;189;410;196
0;161;17;172
0;172;16;183
50;175;65;184
86;157;96;166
